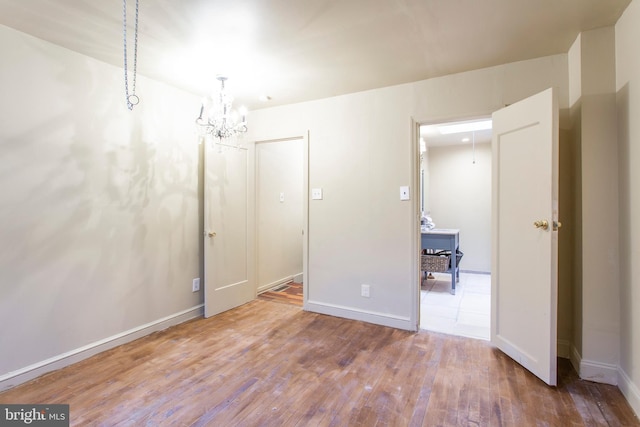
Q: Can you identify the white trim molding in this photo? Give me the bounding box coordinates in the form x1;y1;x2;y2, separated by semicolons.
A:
256;276;295;294
618;368;640;418
0;305;204;392
569;344;619;386
305;300;414;331
570;344;582;377
580;359;619;386
563;344;639;418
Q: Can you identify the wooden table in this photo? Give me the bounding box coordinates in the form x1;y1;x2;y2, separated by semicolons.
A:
421;228;460;294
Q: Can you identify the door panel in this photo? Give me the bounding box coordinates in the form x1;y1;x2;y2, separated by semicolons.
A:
204;143;254;317
491;88;558;385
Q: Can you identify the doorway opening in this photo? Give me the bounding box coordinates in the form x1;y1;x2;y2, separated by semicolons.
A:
255;137;306;308
415;88;560;385
418;117;492;340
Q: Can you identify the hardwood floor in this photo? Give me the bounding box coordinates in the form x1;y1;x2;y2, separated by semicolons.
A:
257;282;303;306
1;300;637;426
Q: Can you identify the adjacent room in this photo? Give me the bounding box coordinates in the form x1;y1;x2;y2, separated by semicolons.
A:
419;118;492;341
1;0;640;424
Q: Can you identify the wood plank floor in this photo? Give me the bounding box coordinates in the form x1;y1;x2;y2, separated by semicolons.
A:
1;300;637;426
257;282;303;306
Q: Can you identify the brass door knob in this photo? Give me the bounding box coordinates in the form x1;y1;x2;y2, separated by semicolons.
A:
553;221;562;231
534;220;549;230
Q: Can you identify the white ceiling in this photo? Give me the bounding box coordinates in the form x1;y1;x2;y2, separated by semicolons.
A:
421;119;492;148
0;0;631;111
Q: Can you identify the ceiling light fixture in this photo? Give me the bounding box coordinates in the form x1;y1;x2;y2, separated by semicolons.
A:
438;119;492;135
196;76;248;145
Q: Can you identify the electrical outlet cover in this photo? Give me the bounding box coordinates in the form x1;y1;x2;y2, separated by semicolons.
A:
400;186;410;201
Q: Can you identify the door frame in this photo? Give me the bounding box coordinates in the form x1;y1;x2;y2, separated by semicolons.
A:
251;133;310;307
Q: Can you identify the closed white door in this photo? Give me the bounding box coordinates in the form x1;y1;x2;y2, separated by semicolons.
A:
204;143;255;317
491;87;559;386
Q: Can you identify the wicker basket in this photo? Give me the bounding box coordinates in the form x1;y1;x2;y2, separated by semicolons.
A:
454;250;463;267
421;254;450;273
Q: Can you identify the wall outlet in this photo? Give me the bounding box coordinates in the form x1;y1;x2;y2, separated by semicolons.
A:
361;284;370;298
192;278;200;292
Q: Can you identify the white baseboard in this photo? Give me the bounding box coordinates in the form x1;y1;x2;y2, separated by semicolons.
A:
618;367;640;418
569;344;617;385
568;344;638;418
304;300;414;331
0;305;204;392
580;358;619;385
256;276;294;294
570;344;582;376
293;272;303;283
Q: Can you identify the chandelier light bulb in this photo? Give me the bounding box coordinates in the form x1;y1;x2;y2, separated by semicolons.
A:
196;76;248;143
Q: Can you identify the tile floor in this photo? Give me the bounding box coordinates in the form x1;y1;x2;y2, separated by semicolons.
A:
420;271;491;340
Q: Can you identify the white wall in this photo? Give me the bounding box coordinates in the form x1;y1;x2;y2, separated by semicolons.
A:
256;138;304;290
568;26;621;385
567;32;584;371
0;25;202;387
248;54;569;330
615;0;640;414
426;143;492;272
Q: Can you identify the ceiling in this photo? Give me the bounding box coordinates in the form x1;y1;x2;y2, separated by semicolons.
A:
421;118;492;148
0;0;631;111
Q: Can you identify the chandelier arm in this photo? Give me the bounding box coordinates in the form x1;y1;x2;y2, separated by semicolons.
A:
196;104;205;123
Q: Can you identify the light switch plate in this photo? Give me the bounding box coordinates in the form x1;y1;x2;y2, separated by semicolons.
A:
400;186;410;201
311;188;323;200
280;192;285;202
361;284;370;298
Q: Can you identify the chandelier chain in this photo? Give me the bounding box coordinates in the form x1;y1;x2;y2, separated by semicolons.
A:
123;0;140;110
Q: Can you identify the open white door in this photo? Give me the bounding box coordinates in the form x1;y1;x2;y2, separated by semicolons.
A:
204;142;255;317
491;88;559;386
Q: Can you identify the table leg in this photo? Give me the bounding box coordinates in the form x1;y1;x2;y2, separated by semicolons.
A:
450;250;457;295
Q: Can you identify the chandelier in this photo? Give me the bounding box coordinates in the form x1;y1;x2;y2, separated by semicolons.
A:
196;76;248;142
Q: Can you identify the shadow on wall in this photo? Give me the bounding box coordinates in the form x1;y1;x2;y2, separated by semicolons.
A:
0;41;200;374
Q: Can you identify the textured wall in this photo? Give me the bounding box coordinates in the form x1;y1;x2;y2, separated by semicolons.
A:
0;25;202;379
